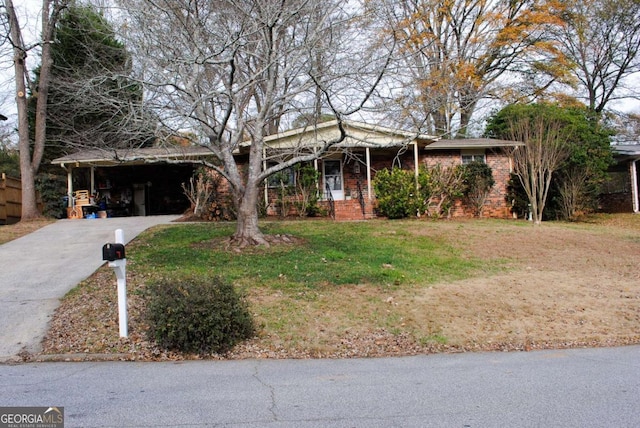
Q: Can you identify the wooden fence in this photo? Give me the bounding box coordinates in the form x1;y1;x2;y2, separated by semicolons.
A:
0;173;21;225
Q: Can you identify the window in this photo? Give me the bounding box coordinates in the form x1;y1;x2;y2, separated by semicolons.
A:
601;171;629;194
461;150;486;164
266;165;295;188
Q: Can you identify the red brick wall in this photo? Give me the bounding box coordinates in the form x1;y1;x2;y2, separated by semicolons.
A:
421;149;513;218
225;148;516;221
320;149;514;220
482;149;514;218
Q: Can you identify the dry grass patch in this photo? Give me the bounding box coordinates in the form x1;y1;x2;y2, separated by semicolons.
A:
0;218;55;245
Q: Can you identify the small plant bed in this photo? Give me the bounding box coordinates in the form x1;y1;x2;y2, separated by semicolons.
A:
40;215;640;361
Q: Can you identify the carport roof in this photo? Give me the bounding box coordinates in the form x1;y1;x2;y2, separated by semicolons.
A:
51;146;215;167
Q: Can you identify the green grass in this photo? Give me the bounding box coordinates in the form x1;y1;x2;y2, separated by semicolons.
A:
129;220;494;292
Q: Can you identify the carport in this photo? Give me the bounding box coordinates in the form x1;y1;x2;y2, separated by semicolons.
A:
51;146;215;217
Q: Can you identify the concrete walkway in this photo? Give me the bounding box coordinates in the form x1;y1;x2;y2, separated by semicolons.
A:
0;216;179;361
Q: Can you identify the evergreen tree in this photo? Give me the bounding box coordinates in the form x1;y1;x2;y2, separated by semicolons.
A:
0;143;20;178
38;3;154;169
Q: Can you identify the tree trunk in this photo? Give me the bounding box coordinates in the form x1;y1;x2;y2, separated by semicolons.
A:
458;107;474;138
458;94;478;139
19;157;41;220
232;182;268;247
7;0;42;220
432;110;449;137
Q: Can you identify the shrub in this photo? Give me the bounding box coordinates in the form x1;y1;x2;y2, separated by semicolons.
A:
146;276;255;354
506;173;529;219
293;163;323;217
182;168;236;221
373;165;468;219
373;167;427;219
461;161;495;217
423;164;465;218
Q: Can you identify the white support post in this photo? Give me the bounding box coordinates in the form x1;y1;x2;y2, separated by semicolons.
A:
67;168;73;208
366;147;372;201
413;141;419;189
631;159;639;213
263;146;269;208
108;229;128;338
314;150;319;195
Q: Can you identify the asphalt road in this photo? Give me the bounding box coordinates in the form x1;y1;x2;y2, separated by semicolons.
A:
1;346;639;427
0;216;179;361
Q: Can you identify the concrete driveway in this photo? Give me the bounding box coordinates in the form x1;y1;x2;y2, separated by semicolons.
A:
0;216;179;361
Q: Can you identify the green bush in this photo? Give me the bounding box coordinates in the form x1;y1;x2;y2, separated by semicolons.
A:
461;161;495;217
373;167;428;219
146;276;255;354
293;163;324;217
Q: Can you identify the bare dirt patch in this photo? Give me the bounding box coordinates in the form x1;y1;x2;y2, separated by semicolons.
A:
193;233;305;253
38;215;640;361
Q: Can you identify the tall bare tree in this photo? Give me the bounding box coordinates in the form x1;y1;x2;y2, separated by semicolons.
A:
376;0;570;137
556;0;640;114
120;0;392;246
3;0;70;220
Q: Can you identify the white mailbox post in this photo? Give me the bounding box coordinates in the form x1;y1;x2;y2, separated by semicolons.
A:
102;229;128;338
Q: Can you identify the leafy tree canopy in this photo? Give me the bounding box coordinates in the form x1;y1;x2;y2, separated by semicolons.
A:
486;103;613;178
52;5;129;75
486;103;613;220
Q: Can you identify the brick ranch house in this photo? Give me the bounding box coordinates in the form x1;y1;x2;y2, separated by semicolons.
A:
52;120;523;220
256;120;523;220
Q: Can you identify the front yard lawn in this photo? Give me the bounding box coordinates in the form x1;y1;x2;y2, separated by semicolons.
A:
41;215;640;360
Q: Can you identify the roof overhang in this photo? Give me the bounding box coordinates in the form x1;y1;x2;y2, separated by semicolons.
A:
424;138;524;150
52;135;525;169
268;119;437;142
256;119;439;151
54;121;442;168
611;144;640;160
51;146;215;167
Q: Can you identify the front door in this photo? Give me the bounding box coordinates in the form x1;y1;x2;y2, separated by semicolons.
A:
323;159;343;200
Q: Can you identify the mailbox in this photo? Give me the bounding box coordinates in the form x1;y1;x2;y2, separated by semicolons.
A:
102;243;126;261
